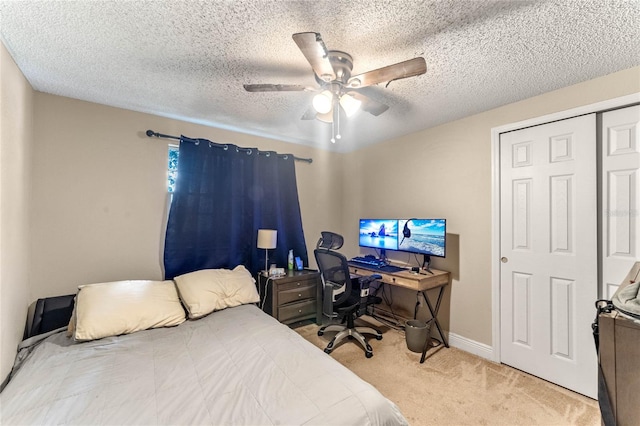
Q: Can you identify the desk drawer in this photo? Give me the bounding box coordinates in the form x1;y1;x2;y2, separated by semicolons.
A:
278;300;316;323
279;284;316;305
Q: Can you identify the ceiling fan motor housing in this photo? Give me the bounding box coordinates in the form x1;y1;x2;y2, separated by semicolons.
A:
314;51;354;94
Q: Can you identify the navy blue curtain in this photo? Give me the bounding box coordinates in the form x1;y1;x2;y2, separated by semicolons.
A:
163;137;308;279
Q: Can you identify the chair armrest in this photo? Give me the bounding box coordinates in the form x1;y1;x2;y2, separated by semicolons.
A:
325;280;344;290
323;280;345;318
358;274;382;287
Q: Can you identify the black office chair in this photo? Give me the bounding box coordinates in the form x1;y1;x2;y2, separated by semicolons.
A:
314;231;382;358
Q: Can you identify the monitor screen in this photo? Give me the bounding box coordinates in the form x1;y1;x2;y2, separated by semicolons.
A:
358;219;399;251
398;219;446;257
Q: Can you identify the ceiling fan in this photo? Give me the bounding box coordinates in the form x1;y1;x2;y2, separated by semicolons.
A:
243;32;427;143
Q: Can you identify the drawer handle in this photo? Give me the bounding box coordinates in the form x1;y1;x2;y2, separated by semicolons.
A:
297;282;301;286
298;293;302;298
298;309;302;313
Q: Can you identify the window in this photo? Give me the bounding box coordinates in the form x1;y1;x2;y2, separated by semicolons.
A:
168;145;179;192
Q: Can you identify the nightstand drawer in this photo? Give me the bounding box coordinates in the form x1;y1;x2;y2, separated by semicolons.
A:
278;278;316;292
279;284;316;305
278;300;316;323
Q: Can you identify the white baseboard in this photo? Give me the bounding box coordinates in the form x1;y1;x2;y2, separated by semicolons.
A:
448;332;494;361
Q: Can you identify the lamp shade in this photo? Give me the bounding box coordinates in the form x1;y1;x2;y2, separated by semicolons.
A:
339;93;361;117
312;91;333;114
257;229;277;249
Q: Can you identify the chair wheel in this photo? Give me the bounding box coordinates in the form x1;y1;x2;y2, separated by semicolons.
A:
365;352;373;358
317;330;324;336
324;348;332;354
376;335;383;340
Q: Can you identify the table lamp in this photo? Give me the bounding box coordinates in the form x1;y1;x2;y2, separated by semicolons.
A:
257;229;277;275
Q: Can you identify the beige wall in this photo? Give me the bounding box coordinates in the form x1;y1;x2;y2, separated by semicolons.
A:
342;66;640;346
0;42;34;382
29;93;344;298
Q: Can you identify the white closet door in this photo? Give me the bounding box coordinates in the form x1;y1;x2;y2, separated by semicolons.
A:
500;114;597;398
602;105;640;298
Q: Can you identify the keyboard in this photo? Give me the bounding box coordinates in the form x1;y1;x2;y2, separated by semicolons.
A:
378;264;406;273
349;257;406;273
350;256;385;267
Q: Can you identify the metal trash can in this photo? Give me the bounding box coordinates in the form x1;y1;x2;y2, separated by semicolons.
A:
405;319;433;353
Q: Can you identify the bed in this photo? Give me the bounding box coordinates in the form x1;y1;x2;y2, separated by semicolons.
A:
0;267;407;426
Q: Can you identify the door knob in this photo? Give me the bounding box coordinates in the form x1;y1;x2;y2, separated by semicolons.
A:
501;257;508;263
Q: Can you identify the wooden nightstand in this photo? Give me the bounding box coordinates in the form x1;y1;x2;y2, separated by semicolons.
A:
258;269;322;326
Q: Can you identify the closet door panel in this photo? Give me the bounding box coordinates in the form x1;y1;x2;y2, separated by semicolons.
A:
602;105;640;298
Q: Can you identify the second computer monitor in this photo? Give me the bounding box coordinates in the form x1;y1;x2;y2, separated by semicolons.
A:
358;219;399;251
398;219;446;258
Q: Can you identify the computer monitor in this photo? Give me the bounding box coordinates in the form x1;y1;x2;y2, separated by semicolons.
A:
358;219;399;253
398;219;446;258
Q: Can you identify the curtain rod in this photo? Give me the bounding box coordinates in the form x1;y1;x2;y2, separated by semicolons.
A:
145;130;313;164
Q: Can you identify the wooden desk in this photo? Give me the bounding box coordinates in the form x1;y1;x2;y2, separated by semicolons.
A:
349;263;450;363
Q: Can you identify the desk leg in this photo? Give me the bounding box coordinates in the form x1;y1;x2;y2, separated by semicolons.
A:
420;287;449;364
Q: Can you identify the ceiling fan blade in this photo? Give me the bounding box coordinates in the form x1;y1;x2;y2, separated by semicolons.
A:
243;84;311;92
346;91;389;116
301;107;317;120
292;32;336;82
346;57;426;89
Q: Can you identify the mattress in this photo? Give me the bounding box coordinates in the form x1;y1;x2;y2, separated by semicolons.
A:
1;304;407;425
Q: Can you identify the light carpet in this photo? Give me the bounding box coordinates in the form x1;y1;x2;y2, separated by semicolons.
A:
295;322;600;426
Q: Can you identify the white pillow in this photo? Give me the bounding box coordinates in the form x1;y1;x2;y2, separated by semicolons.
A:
73;280;186;342
173;265;259;319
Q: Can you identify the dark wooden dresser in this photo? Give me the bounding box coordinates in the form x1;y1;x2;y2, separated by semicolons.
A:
258;269;322;326
599;310;640;425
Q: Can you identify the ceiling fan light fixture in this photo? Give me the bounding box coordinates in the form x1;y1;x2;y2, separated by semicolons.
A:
313;90;333;114
339;93;361;117
316;110;333;123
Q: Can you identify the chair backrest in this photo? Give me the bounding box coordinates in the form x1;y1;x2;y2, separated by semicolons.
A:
314;246;352;307
316;231;344;250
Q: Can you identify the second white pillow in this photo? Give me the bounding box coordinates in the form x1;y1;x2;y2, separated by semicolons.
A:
174;265;259;319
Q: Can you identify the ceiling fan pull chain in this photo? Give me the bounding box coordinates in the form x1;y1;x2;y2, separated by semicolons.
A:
336;101;341;141
331;118;336;143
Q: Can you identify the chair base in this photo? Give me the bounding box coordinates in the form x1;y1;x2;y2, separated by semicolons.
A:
318;323;383;358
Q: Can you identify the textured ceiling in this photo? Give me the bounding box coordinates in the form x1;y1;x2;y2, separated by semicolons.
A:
1;0;638;152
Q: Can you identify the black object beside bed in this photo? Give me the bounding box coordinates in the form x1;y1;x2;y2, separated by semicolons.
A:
28;294;75;338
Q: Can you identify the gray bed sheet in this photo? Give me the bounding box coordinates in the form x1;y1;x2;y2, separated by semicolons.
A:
1;304;407;425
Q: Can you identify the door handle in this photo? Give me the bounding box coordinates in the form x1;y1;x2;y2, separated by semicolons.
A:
501;257;508;263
